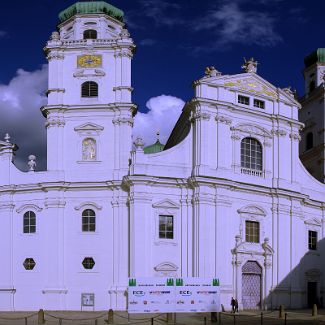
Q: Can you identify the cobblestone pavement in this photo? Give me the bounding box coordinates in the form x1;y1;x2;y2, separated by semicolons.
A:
0;310;325;325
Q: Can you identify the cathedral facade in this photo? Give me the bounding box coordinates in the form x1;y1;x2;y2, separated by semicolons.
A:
0;1;324;312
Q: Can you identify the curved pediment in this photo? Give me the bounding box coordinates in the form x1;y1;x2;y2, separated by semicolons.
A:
16;204;43;214
237;205;266;216
154;262;178;272
74;202;103;211
231;123;272;139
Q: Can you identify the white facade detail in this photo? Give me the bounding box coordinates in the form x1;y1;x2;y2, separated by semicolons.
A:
0;2;324;312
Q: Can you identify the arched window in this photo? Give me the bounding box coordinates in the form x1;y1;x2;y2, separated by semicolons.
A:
83;29;97;39
23;211;36;233
81;81;98;98
306;132;313;150
82;209;96;232
82;138;96;161
241;137;262;171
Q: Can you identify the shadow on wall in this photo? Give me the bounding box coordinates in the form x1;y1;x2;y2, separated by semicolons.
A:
264;237;325;309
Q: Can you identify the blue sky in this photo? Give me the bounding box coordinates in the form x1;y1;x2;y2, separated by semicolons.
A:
0;0;323;170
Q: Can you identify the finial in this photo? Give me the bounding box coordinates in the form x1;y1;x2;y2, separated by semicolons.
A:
4;133;10;143
28;155;36;172
156;130;160;142
50;31;60;41
241;57;258;73
205;66;222;77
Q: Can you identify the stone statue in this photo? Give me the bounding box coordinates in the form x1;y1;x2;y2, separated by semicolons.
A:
28;155;36;171
205;66;222;77
134;136;144;150
82;138;96;160
241;57;258;73
50;31;60;41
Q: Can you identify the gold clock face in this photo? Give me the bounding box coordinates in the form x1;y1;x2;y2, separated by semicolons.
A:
77;55;102;68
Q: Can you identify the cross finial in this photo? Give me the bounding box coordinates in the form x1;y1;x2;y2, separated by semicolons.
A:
156;130;160;141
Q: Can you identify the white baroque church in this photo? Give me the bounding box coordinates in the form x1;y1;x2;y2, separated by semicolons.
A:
0;1;324;312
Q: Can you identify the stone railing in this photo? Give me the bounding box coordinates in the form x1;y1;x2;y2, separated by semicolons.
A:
241;167;263;177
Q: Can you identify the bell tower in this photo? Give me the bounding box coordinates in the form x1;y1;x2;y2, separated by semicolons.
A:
42;1;136;178
299;49;325;182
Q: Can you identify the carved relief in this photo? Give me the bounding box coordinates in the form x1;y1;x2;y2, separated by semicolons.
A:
82;138;96;161
112;117;134;126
271;128;287;137
215;115;232;125
289;132;301;141
45;118;66;128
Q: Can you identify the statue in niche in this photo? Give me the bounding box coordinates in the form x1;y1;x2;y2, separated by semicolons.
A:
82;138;96;161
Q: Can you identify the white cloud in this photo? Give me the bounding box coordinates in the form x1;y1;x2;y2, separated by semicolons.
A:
139;38;157;46
0;65;48;170
0;31;7;38
133;95;185;147
193;3;282;48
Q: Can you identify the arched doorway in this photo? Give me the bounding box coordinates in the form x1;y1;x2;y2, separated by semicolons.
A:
242;261;262;309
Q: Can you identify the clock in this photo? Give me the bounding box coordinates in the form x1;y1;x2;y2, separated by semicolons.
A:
77;55;102;68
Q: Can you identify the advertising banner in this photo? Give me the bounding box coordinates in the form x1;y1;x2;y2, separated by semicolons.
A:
128;277;220;313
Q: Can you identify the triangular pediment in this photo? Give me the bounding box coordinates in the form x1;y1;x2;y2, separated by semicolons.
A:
304;217;321;227
74;123;104;132
152;199;180;209
237;205;266;216
202;73;299;105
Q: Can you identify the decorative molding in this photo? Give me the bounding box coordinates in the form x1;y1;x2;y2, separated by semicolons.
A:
271;128;287;137
74;202;102;211
73;69;106;78
114;50;133;59
289;132;301;141
0;203;15;211
16;204;43;214
46;88;65;95
191;112;211;121
44;199;66;209
215;115;232;125
47;53;64;61
45;118;65;128
42;289;68;294
113;86;134;92
231;124;272;139
112;117;134;126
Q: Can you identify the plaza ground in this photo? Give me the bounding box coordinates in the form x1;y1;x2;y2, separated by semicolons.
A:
0;310;325;325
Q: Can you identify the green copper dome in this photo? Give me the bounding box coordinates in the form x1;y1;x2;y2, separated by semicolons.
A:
304;48;325;68
144;139;165;154
59;1;124;23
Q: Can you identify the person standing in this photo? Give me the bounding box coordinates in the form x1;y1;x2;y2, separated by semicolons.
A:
231;297;236;313
235;298;239;313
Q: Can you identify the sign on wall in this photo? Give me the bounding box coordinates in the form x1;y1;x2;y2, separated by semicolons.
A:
128;277;220;313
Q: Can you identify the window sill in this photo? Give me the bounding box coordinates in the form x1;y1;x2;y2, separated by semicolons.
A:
154;240;178;246
77;160;102;164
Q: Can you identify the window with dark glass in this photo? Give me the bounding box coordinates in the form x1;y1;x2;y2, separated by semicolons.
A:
83;29;97;39
238;95;249;105
23;211;36;233
308;231;317;250
159;215;174;239
245;221;260;243
82;257;95;269
306;132;313;151
23;258;36;270
253;99;265;109
241;137;262;171
81;81;98;98
82;209;96;232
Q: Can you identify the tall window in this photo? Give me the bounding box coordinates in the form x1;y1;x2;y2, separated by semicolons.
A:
159;215;173;239
306;132;313;151
81;81;98;98
82;138;96;161
245;221;260;243
83;29;97;39
241;137;262;171
308;230;317;250
82;209;96;232
23;211;36;233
